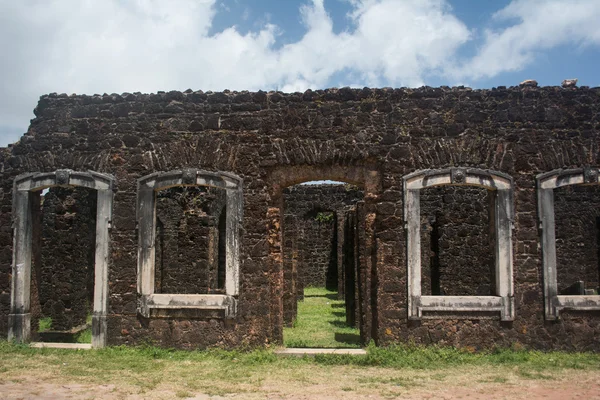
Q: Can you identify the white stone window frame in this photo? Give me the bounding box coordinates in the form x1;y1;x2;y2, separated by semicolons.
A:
137;169;242;319
537;167;600;320
8;170;115;348
403;168;515;321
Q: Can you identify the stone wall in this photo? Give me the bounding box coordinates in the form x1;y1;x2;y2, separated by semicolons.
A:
343;209;359;327
0;85;599;350
154;186;227;294
296;215;336;288
0;148;11;335
33;187;97;331
420;186;495;296
555;185;600;293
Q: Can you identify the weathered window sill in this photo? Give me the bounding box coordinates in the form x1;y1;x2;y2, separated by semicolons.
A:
551;295;600;317
138;294;237;319
413;295;514;320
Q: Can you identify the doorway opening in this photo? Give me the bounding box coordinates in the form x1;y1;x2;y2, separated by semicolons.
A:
31;187;97;344
281;181;364;348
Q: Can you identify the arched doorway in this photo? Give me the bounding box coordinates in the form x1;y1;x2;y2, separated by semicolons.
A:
266;164;381;348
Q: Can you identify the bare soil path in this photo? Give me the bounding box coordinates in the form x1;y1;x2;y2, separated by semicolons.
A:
1;366;599;399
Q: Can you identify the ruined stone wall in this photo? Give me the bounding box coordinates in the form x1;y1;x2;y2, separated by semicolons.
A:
0;149;12;336
35;187;97;330
0;86;599;350
343;209;359;327
420;186;495;296
154;187;227;294
555;185;600;293
297;217;336;288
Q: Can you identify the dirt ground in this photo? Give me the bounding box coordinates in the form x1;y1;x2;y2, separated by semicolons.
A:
1;369;599;400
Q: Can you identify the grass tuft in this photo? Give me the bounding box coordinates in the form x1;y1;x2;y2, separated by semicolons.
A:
38;317;52;332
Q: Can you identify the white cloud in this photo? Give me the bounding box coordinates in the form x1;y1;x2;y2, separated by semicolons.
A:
0;0;471;144
455;0;600;80
1;0;600;146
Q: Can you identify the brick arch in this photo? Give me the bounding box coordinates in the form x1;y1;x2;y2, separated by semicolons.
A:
267;164;382;202
9;170;115;347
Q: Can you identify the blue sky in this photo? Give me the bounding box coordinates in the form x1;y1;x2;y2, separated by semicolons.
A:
1;0;599;146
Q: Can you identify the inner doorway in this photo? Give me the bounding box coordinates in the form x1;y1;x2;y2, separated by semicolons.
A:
32;187;97;344
8;170;113;348
281;181;364;348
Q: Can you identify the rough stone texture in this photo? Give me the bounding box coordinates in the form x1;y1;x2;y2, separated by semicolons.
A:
554;185;600;293
154;186;227;294
295;216;336;289
343;209;359;327
420;186;495;296
32;187;96;331
0;86;599;350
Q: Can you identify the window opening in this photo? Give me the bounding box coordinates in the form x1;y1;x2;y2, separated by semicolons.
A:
555;185;600;295
420;186;495;297
136;169;242;320
404;168;515;321
8;170;114;348
537;168;600;319
154;186;227;295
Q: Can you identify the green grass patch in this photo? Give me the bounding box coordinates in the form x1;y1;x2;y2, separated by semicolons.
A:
38;317;52;332
0;341;599;371
0;340;599;398
75;314;93;343
283;287;361;348
75;328;92;344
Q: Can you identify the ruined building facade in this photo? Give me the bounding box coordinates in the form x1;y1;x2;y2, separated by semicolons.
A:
1;85;600;350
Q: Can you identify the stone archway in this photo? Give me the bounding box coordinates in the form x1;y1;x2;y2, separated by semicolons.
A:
266;164;382;346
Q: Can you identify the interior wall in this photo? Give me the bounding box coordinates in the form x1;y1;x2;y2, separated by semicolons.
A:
554;185;600;293
33;187;97;331
420;186;495;296
154;186;227;294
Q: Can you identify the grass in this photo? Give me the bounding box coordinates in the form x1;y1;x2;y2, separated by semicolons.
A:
75;314;93;344
36;314;92;343
0;340;599;398
283;287;361;348
38;317;52;333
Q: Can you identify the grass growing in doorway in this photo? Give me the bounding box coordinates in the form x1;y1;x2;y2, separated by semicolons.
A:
283;287;360;348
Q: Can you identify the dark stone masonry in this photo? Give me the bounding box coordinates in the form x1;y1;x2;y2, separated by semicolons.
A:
2;85;600;351
33;187;96;333
154;186;227;294
420;186;494;297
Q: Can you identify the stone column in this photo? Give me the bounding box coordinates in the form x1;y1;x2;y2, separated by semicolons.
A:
92;188;113;348
8;189;33;343
267;206;284;342
336;212;345;299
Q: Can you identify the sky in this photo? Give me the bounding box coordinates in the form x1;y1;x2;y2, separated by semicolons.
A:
1;0;600;146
